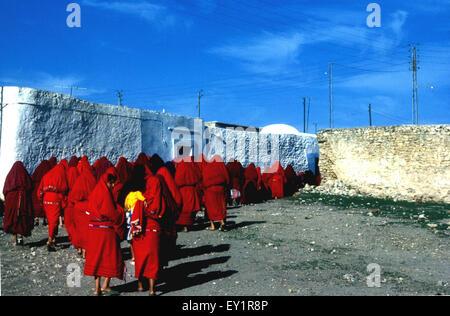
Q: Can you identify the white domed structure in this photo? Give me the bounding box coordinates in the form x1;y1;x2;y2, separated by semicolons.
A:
260;124;305;136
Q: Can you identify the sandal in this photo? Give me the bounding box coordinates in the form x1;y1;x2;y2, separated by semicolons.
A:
205;227;215;231
102;290;120;296
218;225;227;232
47;242;56;252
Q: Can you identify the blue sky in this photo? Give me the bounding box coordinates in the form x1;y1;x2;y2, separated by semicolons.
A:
0;0;449;131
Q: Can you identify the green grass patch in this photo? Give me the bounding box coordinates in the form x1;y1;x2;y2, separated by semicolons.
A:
288;192;450;234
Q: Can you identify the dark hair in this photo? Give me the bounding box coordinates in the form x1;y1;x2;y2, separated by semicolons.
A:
117;164;147;207
150;154;165;175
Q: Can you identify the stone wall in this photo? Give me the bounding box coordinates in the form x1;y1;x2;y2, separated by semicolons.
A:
317;125;450;204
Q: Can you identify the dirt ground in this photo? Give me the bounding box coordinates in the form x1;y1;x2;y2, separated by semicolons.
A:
1;192;449;296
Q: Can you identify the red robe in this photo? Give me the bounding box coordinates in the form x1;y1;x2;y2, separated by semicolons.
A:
202;156;229;221
48;157;57;169
132;176;165;280
68;156;79;168
226;160;244;192
38;163;68;239
284;165;299;197
175;160;201;226
3;162;34;236
31;160;51;218
241;163;259;204
93;157;114;183
84;168;125;279
156;167;181;268
67;168;97;249
116;157;132;184
267;162;287;199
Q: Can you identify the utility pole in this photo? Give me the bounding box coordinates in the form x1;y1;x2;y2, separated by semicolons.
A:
303;97;306;133
329;62;334;129
117;90;123;106
198;90;204;118
409;44;419;125
69;86;87;97
307;97;311;133
369;104;372;127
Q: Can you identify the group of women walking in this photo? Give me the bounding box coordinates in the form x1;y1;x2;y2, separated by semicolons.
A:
1;153;319;295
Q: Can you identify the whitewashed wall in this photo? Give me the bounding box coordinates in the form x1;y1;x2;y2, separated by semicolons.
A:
205;126;319;173
0;87;319;199
0;87;199;198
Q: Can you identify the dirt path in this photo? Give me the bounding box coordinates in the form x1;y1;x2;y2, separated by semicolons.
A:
1;193;449;296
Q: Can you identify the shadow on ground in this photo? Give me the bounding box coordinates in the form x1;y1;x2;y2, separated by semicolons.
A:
111;256;237;295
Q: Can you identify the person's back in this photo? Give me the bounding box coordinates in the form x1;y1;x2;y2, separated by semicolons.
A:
3;161;34;245
84;168;125;296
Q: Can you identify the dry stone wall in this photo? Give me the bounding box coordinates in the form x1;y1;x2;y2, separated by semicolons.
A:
317;125;450;204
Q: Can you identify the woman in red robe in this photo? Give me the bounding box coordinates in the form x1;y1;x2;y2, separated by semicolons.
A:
264;162;287;199
152;154;181;269
132;174;162;296
3;161;34;245
241;163;260;205
284;165;300;197
257;166;271;201
84;168;125;296
31;160;51;225
38;162;68;251
68;167;97;257
132;166;177;295
175;159;201;231
226;160;245;206
202;155;230;231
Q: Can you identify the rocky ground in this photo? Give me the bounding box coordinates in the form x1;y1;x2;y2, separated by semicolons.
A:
312;179;450;204
1;189;449;296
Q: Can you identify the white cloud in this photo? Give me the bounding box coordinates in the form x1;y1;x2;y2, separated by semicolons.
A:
83;0;175;26
210;32;305;73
